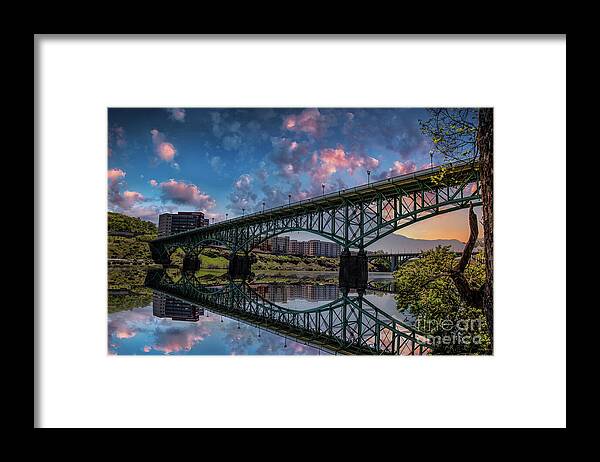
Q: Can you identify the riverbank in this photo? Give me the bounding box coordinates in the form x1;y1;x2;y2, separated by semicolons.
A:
107;212;389;271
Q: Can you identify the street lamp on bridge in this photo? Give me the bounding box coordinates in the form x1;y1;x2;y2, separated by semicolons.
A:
288;194;291;205
321;183;325;195
242;208;245;217
225;213;228;221
367;170;371;185
262;201;265;213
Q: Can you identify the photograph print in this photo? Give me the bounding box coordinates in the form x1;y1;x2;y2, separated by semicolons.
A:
107;107;493;356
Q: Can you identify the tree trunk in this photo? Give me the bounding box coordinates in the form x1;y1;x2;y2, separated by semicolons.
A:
477;108;494;347
451;204;483;308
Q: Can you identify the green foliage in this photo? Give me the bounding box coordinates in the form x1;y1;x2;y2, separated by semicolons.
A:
108;267;149;289
199;254;229;269
369;257;391;272
252;252;339;271
394;246;491;355
108;235;154;262
108;267;153;312
419;109;479;185
108;291;153;313
108;211;157;236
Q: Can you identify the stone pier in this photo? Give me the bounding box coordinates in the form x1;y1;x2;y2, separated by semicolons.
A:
228;253;256;279
338;248;368;291
182;254;200;272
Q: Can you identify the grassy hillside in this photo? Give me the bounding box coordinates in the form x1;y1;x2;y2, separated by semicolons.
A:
183;247;340;271
108;235;155;262
107;212;157;264
108;267;153;312
254;252;338;271
108;211;157;236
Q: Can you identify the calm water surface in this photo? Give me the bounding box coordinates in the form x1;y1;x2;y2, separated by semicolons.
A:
108;270;407;356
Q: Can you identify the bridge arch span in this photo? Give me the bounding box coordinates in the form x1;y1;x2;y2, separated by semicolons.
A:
149;159;481;260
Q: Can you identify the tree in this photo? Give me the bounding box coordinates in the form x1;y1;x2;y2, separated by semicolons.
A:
419;108;494;346
394;246;491;355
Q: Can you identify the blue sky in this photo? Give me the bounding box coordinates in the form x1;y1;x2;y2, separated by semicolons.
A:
108;108;475;241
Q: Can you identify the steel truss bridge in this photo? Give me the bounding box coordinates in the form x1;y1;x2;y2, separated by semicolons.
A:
368;252;421;271
368;250;475;271
149;159;482;268
144;269;431;355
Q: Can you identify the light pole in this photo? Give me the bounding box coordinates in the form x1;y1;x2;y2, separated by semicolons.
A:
262;202;265;213
288;194;291;205
367;170;371;185
321;183;325;195
225;213;228;221
242;208;245;217
430;152;433;170
211;217;215;225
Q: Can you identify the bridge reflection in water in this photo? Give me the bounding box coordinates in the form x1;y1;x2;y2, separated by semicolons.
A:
145;269;430;355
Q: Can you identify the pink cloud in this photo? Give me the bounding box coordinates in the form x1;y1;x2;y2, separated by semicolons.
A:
166;108;186;122
234;173;252;190
143;345;152;353
152;328;210;354
110;189;145;211
151;129;177;163
158;143;176;161
159;179;216;210
149;179;158;187
310;147;379;184
107;169;146;211
283;108;330;138
122;190;144;206
377;160;417;180
389;160;416;175
107;168;126;183
116;329;136;339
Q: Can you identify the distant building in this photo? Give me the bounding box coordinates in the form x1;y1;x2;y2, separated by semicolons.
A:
253;236;340;257
158;211;210;237
256;240;272;252
289;240;301;255
270;236;290;254
306;239;340;257
300;241;311;256
320;241;341;257
261;284;340;304
152;293;203;321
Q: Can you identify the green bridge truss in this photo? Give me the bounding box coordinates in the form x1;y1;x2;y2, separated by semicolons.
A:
144;269;431;355
149;158;481;263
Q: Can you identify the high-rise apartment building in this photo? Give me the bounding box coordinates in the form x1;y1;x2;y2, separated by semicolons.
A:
253;236;340;257
157;211;210;237
152;293;203;322
289;240;301;255
270;236;290;254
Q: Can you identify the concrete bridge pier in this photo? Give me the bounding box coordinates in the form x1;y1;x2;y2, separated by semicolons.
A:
390;255;398;272
339;248;368;292
182;253;200;272
228;253;256;279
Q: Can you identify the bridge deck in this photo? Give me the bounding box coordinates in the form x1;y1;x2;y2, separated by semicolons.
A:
151;158;479;244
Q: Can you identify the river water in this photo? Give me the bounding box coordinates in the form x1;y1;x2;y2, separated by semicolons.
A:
108;269;412;355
